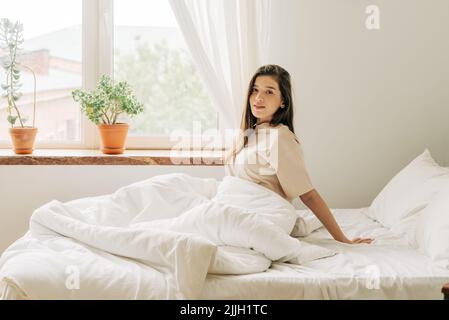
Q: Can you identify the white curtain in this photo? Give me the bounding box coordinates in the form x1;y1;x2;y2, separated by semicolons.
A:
168;0;272;130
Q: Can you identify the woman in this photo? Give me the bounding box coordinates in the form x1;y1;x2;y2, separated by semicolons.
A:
225;64;373;245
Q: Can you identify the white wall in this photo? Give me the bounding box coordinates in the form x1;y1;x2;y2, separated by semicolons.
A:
1;0;449;252
267;0;449;208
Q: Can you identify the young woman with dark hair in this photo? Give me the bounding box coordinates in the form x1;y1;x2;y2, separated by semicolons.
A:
225;64;373;245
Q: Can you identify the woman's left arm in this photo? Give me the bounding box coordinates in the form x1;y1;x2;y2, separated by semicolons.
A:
299;189;373;244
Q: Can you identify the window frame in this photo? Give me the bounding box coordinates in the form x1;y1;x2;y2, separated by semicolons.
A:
0;0;100;149
0;0;222;150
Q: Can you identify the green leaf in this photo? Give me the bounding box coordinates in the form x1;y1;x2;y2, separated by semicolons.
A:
12;93;22;101
7;115;17;125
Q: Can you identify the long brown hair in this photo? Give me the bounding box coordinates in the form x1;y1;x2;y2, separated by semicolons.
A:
225;64;295;164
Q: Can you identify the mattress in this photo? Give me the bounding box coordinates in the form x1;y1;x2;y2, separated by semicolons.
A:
200;208;449;299
1;208;448;300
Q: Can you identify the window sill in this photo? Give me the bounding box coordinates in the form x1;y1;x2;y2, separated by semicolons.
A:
0;149;224;166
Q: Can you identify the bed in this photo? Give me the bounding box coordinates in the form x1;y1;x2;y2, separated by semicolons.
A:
1;148;449;300
1;206;448;300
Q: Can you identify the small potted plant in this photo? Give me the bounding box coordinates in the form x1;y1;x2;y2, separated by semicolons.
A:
0;19;38;154
72;75;144;154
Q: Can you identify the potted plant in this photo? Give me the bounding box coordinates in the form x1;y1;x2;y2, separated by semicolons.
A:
0;19;38;154
72;75;144;154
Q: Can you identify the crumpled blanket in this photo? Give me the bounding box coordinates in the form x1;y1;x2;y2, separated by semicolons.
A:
0;173;335;299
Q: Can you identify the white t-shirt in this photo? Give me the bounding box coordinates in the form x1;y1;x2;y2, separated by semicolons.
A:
225;122;314;202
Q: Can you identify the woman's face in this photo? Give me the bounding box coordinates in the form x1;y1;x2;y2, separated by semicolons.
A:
249;75;284;124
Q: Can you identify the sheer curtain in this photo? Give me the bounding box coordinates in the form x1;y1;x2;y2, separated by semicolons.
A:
168;0;272;131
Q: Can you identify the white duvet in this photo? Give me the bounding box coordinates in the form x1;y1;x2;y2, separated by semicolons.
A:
0;173;335;300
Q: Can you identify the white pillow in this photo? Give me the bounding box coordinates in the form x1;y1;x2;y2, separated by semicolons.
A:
415;183;449;267
368;149;449;227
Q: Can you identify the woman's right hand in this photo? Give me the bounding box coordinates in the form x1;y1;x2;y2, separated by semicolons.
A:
346;237;374;244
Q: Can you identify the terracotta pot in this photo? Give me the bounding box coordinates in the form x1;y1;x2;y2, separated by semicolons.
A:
9;127;38;154
98;123;129;155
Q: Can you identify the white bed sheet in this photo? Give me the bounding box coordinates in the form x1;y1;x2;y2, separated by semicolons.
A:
200;208;449;300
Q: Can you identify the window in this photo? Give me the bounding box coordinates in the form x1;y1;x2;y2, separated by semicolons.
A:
0;0;218;150
114;0;218;149
0;0;82;146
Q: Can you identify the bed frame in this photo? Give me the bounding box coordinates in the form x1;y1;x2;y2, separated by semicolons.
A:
443;283;449;300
